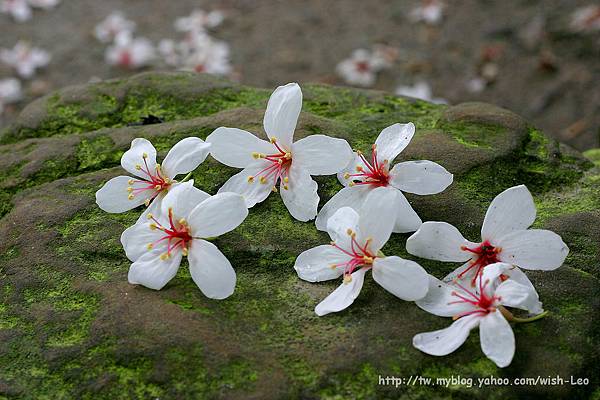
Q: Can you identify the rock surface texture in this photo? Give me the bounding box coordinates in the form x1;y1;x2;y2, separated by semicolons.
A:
0;72;598;399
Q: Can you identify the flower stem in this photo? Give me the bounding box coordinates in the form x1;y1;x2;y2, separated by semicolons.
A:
180;172;193;182
499;306;549;323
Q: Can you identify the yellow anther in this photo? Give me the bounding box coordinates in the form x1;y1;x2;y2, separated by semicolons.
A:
496;247;503;253
284;152;292;160
144;199;150;207
178;218;187;226
371;144;377;151
356;150;363;156
344;172;351;179
356;165;363;172
142;152;148;159
283;185;289;190
128;194;135;200
160;253;169;260
168;207;173;215
259;176;267;184
147;213;154;219
252;152;261;159
383;159;389;164
149;223;157;230
155;185;161;190
278;159;283;165
135;164;142;170
127;187;133;193
270;137;277;143
128;179;135;185
329;264;338;270
349;182;356;187
283;177;289;183
363;256;374;265
182;247;189;256
330;241;336;246
247;175;255;183
147;243;154;250
346;228;354;235
272;186;278;193
343;275;353;284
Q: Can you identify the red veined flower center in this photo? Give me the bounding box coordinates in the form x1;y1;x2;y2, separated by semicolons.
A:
329;228;377;282
127;153;172;205
194;64;206;73
344;144;390;187
147;208;193;259
247;137;292;192
355;61;371;73
459;240;502;286
448;274;502;320
119;51;132;67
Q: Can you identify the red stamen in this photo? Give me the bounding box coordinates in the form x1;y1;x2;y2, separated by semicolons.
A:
458;240;501;286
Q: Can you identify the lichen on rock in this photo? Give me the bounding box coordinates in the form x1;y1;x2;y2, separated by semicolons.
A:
0;72;598;399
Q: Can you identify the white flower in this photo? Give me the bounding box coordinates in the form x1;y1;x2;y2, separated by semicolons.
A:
569;5;600;33
1;0;31;22
28;0;60;10
465;77;486;94
406;185;569;287
174;9;224;34
295;187;429;316
413;262;543;367
94;11;136;43
395;81;447;104
0;78;22;115
96;137;211;221
121;182;248;298
0;41;50;79
206;83;353;221
180;33;232;75
105;32;155;69
315;122;452;233
158;39;181;67
336;49;388;87
409;0;445;25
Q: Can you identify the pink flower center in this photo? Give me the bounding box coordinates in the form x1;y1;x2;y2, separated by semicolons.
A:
194;64;206;73
330;228;377;282
147;208;193;259
119;51;132;67
247;137;292;191
344;144;390;187
355;61;371;73
127;154;172;204
459;240;502;286
448;275;502;320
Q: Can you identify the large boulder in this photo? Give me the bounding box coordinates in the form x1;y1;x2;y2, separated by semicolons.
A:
0;72;598;399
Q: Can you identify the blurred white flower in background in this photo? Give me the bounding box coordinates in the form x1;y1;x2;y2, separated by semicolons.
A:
336;48;392;87
1;41;50;78
395;81;447;104
180;33;232;75
175;9;224;33
95;11;136;43
105;32;155;69
27;0;59;10
1;0;31;22
409;0;445;25
0;77;22;115
570;5;600;33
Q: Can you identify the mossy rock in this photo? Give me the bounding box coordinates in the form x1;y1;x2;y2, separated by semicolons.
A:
0;72;598;400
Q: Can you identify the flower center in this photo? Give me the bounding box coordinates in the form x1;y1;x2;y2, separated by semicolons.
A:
355;61;371;73
119;51;132;67
147;208;193;259
247;137;292;192
344;144;390;187
459;240;502;286
448;275;501;320
329;228;377;283
127;152;172;205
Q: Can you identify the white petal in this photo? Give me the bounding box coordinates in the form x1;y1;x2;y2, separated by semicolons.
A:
160;180;210;219
121;138;157;178
161;137;211;178
326;206;360;250
391;190;423;233
314;268;367;316
292;135;353;175
495;280;543;315
358;186;398;251
279;164;318;222
294;245;346;282
412;315;480;356
442;261;476;284
406;221;475;262
188;239;236;299
389;160;453;195
120;221;162;262
96;175;152;213
263;82;302;148
481;185;536;242
372;256;429;301
479;310;515;368
217;161;274;207
496;229;569;270
188;192;248;237
315;185;371;231
336;152;369;186
374;122;415;164
416;274;477;317
206;127;273;168
137;192;165;223
127;248;182;290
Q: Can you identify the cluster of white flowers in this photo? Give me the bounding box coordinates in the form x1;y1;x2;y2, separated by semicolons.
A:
0;0;59;22
94;9;232;75
336;45;398;87
96;82;568;368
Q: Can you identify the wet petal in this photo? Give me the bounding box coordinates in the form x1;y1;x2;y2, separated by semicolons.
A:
413;315;480;356
389;160;453;195
292;135;353;175
206;127;273;168
294;245;347;282
406;222;475;262
121;138;157;178
481;185;536;242
279;164;318;221
372;256;429;301
263;82;302;148
314;268;367;316
188;192;248;237
479;310;515;368
374;122;415;164
188;239;236;299
162;137;211;178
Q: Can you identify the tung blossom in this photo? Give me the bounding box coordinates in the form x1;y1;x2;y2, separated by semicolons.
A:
409;0;446;25
336;48;390;87
94;11;136;43
413;263;544;367
315;122;453;233
295;187;429;316
395;81;447;104
1;0;31;21
175;9;224;33
121;182;248;298
105;33;155;69
181;32;232;75
0;78;22;115
207;83;353;221
0;41;50;79
96;137;211;220
406;185;569;287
